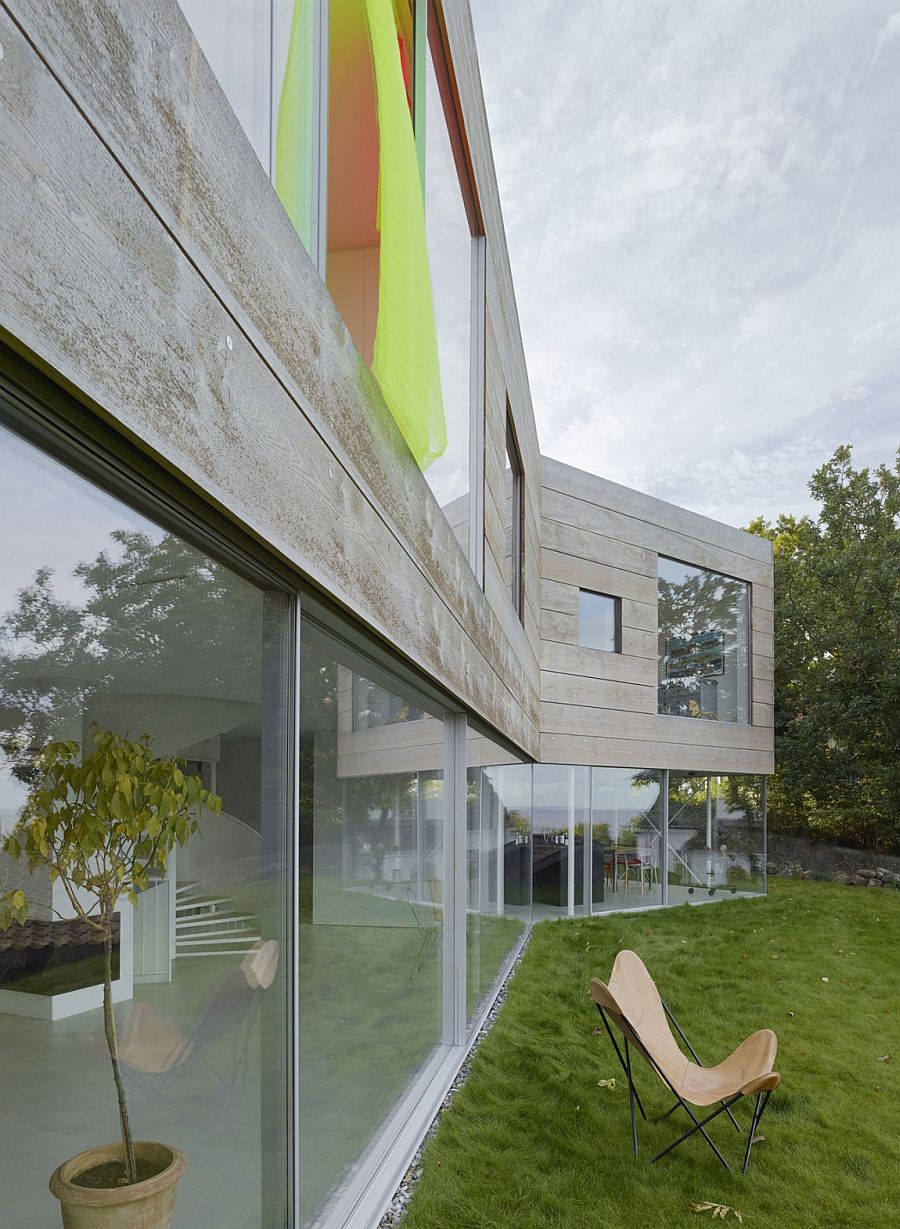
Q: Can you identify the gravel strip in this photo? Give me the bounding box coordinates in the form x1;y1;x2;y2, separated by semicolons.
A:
377;935;531;1227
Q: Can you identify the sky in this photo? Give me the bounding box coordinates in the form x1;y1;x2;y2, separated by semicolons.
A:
469;0;900;527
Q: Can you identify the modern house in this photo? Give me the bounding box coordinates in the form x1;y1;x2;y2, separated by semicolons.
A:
0;1;773;1227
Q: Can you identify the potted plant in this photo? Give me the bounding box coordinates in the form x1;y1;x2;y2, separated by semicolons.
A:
0;726;221;1229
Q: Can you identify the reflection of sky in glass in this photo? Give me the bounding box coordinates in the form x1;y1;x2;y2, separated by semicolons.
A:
0;425;163;825
0;425;160;613
177;0;275;171
579;591;617;652
424;44;472;513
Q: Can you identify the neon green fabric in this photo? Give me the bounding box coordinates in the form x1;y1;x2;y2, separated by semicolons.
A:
275;0;316;255
364;0;447;470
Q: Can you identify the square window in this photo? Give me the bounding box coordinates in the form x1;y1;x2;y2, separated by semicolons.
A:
579;590;620;653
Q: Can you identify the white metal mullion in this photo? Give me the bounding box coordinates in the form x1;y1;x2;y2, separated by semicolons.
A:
661;769;669;907
442;713;467;1047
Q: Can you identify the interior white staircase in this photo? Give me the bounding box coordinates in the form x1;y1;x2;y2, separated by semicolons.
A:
174;881;261;959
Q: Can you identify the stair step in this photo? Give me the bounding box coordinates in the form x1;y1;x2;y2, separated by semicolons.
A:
174;950;260;959
175;896;234;914
176;933;261;949
176;913;258;932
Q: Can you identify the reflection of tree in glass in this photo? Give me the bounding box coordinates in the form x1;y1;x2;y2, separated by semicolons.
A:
657;568;746;717
1;531;262;785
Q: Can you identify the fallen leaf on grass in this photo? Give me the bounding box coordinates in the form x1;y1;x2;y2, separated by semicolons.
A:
596;1079;618;1090
877;1055;893;1063
691;1201;743;1221
592;1025;604;1035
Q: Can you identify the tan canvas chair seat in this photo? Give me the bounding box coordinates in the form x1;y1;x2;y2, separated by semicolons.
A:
590;949;781;1173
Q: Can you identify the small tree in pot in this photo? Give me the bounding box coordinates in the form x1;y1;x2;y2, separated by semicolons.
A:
0;726;221;1227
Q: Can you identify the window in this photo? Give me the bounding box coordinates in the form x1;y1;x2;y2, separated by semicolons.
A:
299;615;445;1222
0;419;292;1226
657;557;750;723
179;0;319;259
579;590;620;652
181;0;485;569
422;4;480;561
466;732;531;1022
667;773;765;897
504;411;524;619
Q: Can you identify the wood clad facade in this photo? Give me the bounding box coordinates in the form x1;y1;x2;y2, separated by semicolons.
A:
0;0;541;759
539;457;775;774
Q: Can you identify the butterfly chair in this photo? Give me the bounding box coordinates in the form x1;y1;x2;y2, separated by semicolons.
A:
590;950;780;1174
120;939;279;1130
407;879;442;978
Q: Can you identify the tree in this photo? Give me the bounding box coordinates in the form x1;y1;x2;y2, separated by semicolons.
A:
0;728;221;1184
0;528;261;787
748;445;900;851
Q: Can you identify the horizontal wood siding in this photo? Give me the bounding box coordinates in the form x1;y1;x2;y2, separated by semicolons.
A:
0;0;542;756
539;458;775;775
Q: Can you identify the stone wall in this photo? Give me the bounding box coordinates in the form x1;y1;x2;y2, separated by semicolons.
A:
767;832;900;888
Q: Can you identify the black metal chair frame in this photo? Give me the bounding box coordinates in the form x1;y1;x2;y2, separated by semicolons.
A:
593;998;773;1174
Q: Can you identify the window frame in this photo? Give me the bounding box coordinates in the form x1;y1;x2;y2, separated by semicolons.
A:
0;346;298;1225
578;588;621;654
656;554;753;725
420;0;486;580
505;406;525;621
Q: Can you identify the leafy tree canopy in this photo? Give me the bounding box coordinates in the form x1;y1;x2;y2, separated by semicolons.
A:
748;445;900;851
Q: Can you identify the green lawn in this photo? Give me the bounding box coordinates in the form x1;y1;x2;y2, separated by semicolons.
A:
403;879;900;1229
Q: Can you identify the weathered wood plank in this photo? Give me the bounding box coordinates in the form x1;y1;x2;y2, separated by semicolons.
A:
541;517;656;579
541;549;658;605
540;578;580;617
541;642;658;687
540;703;774;752
540;732;774;774
752;630;775;659
751;605;775;635
542;457;773;565
540;672;657;714
540;607;578;645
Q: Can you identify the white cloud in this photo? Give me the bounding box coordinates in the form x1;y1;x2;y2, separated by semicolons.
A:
470;0;900;526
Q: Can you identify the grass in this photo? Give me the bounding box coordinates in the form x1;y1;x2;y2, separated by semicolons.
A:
298;880;523;1223
403;879;900;1229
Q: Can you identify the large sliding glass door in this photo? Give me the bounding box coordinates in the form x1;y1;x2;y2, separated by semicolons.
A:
465;734;531;1023
0;419;293;1227
297;617;448;1224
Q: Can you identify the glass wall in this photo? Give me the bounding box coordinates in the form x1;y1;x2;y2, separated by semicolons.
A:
590;769;663;912
299;619;446;1224
466;736;531;1023
667;773;765;902
532;765;590;919
530;767;763;916
423;7;476;555
0;422;290;1227
657;557;750;723
179;0;318;257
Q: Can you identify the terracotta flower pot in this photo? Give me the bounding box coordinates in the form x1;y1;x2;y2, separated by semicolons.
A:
49;1141;187;1229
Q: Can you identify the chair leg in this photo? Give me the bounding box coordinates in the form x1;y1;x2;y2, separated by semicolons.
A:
651;1095;740;1171
625;1037;639;1157
741;1090;772;1174
595;1006;646;1119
